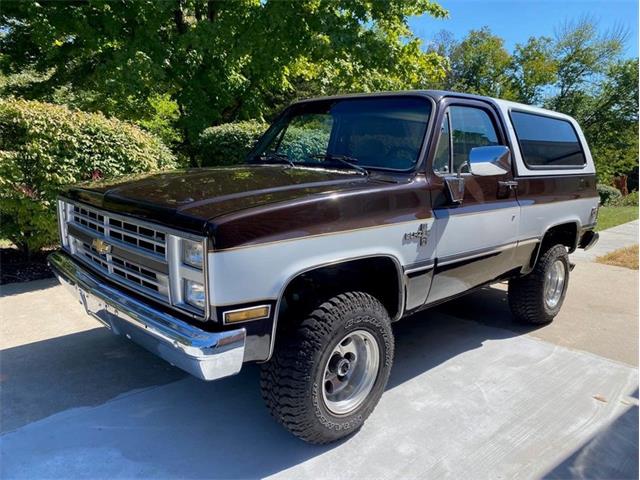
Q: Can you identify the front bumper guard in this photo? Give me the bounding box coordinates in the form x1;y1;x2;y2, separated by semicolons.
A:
48;251;245;381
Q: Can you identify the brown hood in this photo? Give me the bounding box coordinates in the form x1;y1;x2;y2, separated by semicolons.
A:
62;165;379;234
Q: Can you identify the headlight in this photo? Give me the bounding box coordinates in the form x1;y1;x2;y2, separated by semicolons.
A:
184;280;206;309
182;239;203;269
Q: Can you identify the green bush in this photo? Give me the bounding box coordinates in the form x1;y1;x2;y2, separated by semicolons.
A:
197;120;268;167
611;190;639;207
596;184;622;206
279;126;331;161
0;99;177;254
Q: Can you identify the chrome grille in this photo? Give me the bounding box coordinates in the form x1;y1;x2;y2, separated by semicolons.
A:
72;238;169;300
72;205;166;257
59;199;208;319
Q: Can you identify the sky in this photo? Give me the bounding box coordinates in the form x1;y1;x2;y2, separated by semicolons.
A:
409;0;639;58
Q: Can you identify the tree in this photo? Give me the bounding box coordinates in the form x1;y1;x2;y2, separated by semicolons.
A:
433;27;515;98
545;17;627;112
428;19;637;183
576;59;639;183
510;36;557;104
0;0;448;157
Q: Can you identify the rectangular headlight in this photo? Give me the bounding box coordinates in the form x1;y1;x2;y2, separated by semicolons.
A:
182;239;203;269
184;279;205;309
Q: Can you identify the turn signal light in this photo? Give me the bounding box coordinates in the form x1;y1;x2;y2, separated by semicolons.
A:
224;305;271;324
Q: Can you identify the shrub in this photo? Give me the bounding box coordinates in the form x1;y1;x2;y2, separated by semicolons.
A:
279;126;330;161
596;184;622;206
0;99;177;254
197;120;268;167
610;190;639;207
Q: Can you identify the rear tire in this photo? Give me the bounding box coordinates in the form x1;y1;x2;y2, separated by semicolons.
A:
260;291;394;444
508;244;570;325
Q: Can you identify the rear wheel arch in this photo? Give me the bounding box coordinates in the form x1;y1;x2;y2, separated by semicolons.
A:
528;221;580;271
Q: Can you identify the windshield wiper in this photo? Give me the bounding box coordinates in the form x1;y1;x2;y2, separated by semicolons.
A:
254;152;295;168
310;153;369;176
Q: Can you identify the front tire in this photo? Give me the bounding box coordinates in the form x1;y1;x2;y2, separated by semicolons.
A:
508;244;570;324
260;291;394;444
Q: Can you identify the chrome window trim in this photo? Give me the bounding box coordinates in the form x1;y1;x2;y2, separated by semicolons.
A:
508;108;587;171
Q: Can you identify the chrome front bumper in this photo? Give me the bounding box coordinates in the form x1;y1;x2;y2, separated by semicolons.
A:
48;251;246;381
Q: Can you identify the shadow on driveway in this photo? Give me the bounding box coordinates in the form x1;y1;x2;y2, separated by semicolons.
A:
1;285;637;479
1;286;533;433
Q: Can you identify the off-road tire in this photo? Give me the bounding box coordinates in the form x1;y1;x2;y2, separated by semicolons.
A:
260;291;394;444
508;244;570;324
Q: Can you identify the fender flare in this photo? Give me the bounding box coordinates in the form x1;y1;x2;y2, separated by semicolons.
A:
265;253;405;361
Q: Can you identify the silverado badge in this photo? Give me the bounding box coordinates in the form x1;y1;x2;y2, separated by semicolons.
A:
92;238;112;255
404;223;429;246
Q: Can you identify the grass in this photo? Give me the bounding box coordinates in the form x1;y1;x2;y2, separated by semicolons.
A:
596;206;639;231
596;244;639;270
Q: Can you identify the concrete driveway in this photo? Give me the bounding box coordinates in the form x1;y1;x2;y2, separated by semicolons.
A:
1;238;638;479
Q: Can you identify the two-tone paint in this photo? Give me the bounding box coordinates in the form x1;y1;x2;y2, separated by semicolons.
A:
59;90;599;364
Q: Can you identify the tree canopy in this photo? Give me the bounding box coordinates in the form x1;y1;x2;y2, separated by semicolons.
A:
1;5;636;181
1;0;448;151
428;18;638;182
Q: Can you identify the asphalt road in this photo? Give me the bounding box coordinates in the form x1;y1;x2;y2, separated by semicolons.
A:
1;249;638;478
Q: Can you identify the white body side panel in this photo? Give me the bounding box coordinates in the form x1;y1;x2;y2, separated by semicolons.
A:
208;219;435;306
518;197;598;241
428;201;520;302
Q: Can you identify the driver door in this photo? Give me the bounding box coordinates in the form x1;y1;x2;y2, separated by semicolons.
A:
426;99;520;304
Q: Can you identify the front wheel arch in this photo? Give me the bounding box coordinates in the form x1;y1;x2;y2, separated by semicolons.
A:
268;255;403;361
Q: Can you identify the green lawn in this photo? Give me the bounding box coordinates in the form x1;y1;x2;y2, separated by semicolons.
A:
596;206;639;231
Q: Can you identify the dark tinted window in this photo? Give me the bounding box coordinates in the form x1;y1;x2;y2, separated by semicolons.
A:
511;111;585;167
253;97;431;170
450;106;499;172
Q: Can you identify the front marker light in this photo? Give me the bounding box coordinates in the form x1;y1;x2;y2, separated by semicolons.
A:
184;280;205;309
183;239;203;269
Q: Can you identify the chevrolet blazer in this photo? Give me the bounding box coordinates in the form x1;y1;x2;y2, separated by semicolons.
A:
49;90;599;443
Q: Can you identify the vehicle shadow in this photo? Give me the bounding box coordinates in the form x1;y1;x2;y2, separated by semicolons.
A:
388;285;540;389
0;285;530;433
0;277;59;298
1;285;551;479
543;389;639;479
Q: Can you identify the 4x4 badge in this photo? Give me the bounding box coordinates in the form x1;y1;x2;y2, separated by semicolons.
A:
404;223;429;246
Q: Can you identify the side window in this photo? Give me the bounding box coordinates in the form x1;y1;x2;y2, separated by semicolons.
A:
450;106;499;173
432;112;451;174
510;111;586;167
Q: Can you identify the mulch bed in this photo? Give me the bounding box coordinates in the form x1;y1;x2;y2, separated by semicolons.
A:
0;248;56;285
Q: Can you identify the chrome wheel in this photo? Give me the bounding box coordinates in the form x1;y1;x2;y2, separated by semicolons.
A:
322;330;380;415
544;259;566;309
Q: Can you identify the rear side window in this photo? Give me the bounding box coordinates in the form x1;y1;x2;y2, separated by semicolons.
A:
510;111;586;168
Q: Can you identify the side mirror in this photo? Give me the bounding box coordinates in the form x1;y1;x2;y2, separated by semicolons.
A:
468;145;511;176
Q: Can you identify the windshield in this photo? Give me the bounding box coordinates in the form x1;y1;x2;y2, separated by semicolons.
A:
249;96;432;172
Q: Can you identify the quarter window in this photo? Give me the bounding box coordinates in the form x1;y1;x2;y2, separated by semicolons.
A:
510;111;586;168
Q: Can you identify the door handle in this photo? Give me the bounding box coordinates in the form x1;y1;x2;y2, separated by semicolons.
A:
498;180;518;190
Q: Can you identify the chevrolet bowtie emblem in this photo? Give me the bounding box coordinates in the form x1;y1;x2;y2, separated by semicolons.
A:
92;238;112;255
